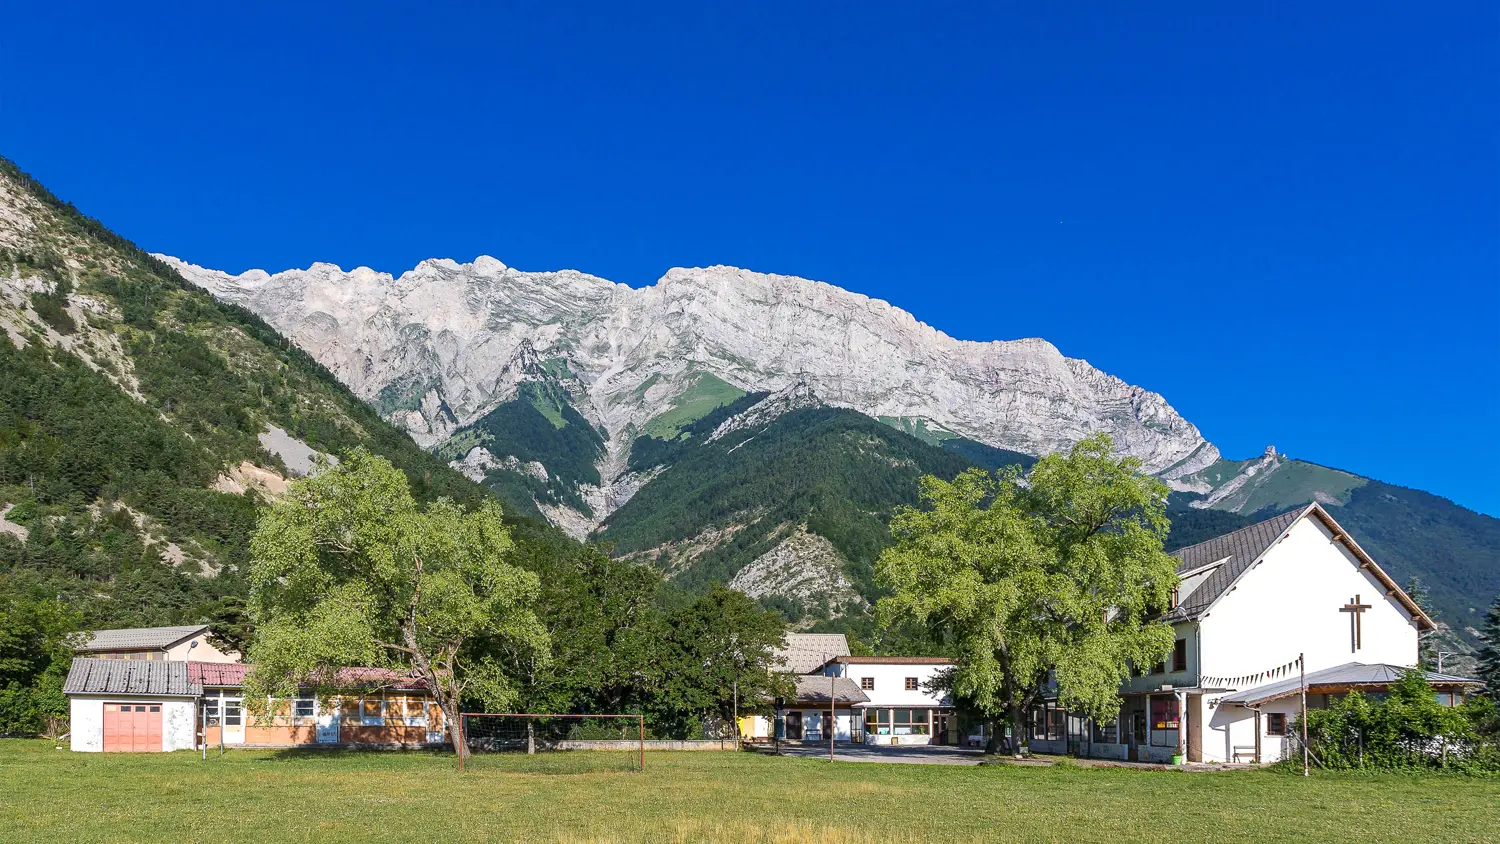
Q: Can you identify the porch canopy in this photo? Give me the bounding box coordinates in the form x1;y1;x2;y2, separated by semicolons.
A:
1222;662;1481;707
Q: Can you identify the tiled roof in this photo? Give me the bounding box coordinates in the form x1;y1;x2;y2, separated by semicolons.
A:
76;625;209;652
774;633;850;674
63;658;202;697
790;676;870;705
1223;662;1483;706
187;661;429;691
1163;507;1305;621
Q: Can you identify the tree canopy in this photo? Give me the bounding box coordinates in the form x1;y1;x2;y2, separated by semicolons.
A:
876;433;1178;752
245;449;548;756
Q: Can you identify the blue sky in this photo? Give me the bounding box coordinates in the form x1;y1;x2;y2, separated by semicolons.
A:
4;2;1496;514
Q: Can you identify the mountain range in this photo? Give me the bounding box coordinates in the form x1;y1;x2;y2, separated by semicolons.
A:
0;154;1493;660
160;253;1498;653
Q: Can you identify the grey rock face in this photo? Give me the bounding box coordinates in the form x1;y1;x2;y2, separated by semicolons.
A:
162;255;1219;499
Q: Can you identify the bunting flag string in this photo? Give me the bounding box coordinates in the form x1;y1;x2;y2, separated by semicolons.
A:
1201;654;1303;691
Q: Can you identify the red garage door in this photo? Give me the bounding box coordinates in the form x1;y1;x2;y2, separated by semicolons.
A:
103;703;163;752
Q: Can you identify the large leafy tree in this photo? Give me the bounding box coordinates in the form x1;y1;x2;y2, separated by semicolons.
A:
506;547;664;716
653;586;791;737
877;433;1177;753
245;449;548;758
0;588;81;736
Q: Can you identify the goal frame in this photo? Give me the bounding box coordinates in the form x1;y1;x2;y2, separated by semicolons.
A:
458;712;645;773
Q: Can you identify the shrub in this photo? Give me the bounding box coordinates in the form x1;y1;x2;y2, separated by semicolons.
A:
1299;670;1498;773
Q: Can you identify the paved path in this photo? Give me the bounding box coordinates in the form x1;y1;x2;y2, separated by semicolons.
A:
772;743;986;765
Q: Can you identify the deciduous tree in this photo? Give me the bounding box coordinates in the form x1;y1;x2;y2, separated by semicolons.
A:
877;433;1177;753
245;449;548;759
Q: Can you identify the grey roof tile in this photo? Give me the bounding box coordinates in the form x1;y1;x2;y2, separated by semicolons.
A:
1164;507;1305;621
790;675;870;705
774;633;850;674
63;658;202;697
76;625;209;652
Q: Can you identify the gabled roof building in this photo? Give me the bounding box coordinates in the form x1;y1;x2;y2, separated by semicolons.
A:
1028;503;1479;764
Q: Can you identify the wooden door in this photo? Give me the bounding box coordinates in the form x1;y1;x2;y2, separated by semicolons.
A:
1186;695;1203;763
785;711;803;740
103;703;163;752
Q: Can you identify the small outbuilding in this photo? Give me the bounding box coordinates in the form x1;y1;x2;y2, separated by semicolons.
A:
65;658;202;752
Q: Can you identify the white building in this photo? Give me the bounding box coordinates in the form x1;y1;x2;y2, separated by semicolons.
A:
1028;503;1479;763
65;659;201;752
818;656;957;746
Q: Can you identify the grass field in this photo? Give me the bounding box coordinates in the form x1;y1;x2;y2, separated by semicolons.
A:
0;740;1495;843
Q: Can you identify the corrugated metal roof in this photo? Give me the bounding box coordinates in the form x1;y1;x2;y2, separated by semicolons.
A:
187;661;429;691
63;658;202;697
76;625;209;652
1223;662;1483;706
774;633;850;674
790;676;870;705
1163;507;1305;622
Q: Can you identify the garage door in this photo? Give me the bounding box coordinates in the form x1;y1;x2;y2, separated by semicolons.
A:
102;703;163;752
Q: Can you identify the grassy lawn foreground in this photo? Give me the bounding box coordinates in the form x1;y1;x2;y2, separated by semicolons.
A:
0;740;1495;843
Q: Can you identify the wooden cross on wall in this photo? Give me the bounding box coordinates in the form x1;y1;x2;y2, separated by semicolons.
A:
1340;595;1372;652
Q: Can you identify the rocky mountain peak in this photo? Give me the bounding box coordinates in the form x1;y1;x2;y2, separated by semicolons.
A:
708;379;823;443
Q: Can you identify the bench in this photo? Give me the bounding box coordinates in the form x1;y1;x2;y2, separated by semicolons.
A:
1231;745;1258;763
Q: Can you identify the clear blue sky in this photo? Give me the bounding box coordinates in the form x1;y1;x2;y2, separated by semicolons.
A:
4;2;1496;514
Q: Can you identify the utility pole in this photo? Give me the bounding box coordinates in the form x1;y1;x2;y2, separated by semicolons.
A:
1300;653;1308;778
1437;651;1458;673
829;673;835;763
732;679;739;748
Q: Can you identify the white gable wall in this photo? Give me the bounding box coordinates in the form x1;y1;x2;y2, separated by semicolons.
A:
1199;515;1418;680
826;662;951;708
1196;515;1419;763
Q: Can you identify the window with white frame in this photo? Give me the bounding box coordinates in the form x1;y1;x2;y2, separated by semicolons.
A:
361;695;384;725
203;697;220;725
294;696;315;719
223;698;242;727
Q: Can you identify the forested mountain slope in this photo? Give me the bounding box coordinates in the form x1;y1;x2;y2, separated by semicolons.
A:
0;156;547;631
595;386;1034;626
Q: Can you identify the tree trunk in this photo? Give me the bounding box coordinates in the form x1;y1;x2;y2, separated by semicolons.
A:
440;694;468;760
984;718;1001;755
1008;701;1027;756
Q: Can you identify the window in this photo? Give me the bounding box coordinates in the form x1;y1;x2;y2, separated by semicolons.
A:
1266;713;1287;736
904;677;919;691
1149;659;1165;675
860;677;874;690
1149;697;1179;747
223;699;242;727
203;698;219;724
294;697;315;719
1092;719;1119;744
403;695;426;724
865;708;929;736
1172;639;1187;673
1169;585;1180;609
149;705;159;713
361;696;384;725
1047;707;1064;741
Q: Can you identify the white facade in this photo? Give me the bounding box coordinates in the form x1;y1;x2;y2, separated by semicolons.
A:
824;659;954;746
1031;506;1427;764
69;695;197;753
